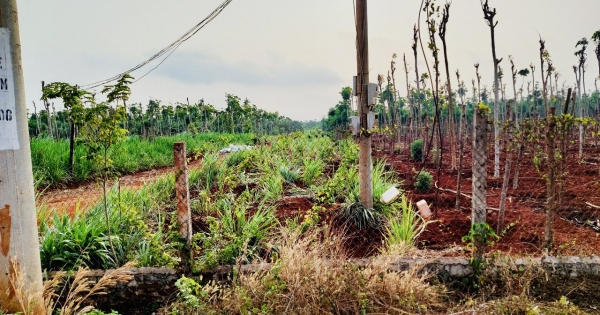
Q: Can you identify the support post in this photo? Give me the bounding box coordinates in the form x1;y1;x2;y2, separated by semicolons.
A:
472;107;489;260
0;0;44;313
174;142;192;272
544;107;558;252
355;0;373;209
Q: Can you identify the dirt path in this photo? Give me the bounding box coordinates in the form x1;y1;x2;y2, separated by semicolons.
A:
37;159;204;217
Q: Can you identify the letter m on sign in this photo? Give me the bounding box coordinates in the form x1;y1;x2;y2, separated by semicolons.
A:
0;78;7;90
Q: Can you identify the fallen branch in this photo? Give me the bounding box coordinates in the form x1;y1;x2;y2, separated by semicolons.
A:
585;202;600;210
434;182;500;211
435;181;471;199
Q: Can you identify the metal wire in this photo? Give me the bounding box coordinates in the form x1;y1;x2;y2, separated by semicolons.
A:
81;0;234;89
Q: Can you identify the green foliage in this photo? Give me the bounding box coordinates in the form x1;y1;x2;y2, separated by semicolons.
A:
322;87;356;132
101;73;134;106
31;133;254;188
410;139;423;161
38;176;177;271
39;201;146;271
340;202;378;230
193;197;276;271
317;163;359;204
195;153;220;190
383;196;427;252
174;276;202;308
302;158;323;186
262;174;284;202
279;165;300;183
414;170;433;192
462;222;500;252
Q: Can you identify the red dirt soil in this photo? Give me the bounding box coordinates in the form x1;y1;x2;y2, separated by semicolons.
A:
375;136;600;257
37;137;600;258
37;159;204;217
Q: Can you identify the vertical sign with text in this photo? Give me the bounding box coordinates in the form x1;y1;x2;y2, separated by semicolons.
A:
0;28;18;150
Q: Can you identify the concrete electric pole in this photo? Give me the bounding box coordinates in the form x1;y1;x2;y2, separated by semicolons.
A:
355;0;373;209
0;0;45;313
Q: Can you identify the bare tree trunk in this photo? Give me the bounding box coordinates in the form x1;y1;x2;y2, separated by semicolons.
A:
498;100;514;234
42;81;53;138
575;66;584;159
413;26;424;149
439;4;457;171
544;107;558;252
472;107;489;260
456;71;467;210
403;54;414;145
482;0;502;179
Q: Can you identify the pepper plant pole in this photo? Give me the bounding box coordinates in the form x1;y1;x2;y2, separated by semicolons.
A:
0;0;45;313
355;0;373;209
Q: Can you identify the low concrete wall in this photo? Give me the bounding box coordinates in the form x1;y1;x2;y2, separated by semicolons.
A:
53;256;600;313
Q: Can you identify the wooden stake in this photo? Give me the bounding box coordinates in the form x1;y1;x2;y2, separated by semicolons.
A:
174;142;192;272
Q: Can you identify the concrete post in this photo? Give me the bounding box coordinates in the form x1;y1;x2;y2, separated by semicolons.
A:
0;0;44;313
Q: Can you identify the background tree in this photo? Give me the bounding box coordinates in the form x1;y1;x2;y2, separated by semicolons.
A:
481;0;503;178
575;37;588;158
79;100;128;260
42;82;90;177
102;73;134;129
593;30;600;77
439;2;457;170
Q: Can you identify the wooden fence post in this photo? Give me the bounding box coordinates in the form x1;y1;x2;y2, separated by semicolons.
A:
472;107;489;260
174;142;192;272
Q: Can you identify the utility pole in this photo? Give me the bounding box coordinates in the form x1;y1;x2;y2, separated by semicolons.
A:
355;0;373;209
0;0;45;313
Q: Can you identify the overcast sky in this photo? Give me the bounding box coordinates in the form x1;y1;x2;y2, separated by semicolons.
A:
19;0;600;121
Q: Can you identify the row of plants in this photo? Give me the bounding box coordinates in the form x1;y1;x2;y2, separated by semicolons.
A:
37;131;418;272
32;132;255;188
34;131;597;314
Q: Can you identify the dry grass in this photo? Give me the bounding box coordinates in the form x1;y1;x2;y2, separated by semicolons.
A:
0;257;44;315
44;262;135;315
160;227;445;315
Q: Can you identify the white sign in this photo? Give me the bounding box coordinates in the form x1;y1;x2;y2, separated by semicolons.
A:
0;28;18;150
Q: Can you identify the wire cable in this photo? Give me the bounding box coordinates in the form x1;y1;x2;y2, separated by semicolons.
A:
81;0;234;89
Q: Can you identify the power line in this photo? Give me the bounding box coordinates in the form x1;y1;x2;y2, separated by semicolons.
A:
81;0;234;90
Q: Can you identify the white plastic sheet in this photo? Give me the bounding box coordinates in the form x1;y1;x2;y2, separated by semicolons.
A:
0;29;18;151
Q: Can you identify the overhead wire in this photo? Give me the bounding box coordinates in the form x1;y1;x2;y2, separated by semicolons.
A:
81;0;234;90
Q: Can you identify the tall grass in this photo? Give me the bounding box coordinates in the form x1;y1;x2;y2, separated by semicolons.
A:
31;133;254;188
38;176;177;271
383;195;428;254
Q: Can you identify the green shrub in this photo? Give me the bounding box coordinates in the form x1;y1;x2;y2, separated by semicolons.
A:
316;163;359;204
195;153;220;189
279;165;301;183
414;170;432;192
383;196;427;253
38;177;176;271
339;202;378;230
193;197;276;271
262;174;284;202
302;158;323;186
410;139;423;161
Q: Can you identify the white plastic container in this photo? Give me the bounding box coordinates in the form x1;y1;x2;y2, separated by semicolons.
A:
380;186;400;204
416;200;432;220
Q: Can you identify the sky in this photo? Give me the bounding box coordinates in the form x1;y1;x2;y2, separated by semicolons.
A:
18;0;600;121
